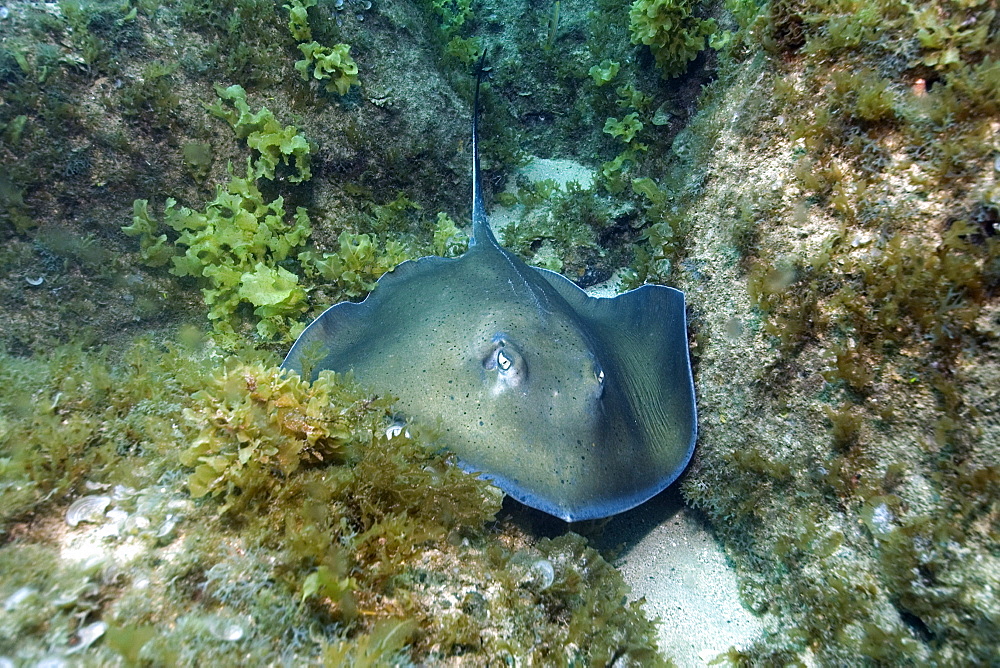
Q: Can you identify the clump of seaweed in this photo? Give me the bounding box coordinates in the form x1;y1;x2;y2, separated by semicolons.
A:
124;165;312;344
629;0;717;78
284;0;360;97
295;41;360;96
177;362;365;507
300;230;411;299
497;180;613;277
205;84;312;183
0;333;669;664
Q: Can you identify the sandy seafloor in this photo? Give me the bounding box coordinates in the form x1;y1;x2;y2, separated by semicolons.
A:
597;491;764;665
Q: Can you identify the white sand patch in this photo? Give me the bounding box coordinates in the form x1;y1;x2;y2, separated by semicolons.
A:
517;157;595;190
595;493;765;667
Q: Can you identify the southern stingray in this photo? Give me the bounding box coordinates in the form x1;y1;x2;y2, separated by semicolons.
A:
283;62;697;522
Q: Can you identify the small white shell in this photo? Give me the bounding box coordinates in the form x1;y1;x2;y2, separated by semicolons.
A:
95;508;128;539
112;484;136;500
125;515;151;534
528;559;555;591
65;495;111;527
386;422;410;439
206;617;245;642
3;586;36;611
67;621;107;654
155;515;178;539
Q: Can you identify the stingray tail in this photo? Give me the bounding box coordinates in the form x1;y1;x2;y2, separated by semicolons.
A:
470;50;497;248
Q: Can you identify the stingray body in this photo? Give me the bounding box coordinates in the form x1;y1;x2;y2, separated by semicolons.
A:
282;65;697;522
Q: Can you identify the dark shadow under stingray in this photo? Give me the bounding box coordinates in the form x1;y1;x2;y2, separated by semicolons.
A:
497;483;687;546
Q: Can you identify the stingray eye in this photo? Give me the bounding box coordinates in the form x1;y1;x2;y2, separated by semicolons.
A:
597;368;605;384
482;337;526;389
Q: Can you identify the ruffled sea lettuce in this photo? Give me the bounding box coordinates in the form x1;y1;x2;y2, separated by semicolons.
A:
629;0;716;78
124;164;312;343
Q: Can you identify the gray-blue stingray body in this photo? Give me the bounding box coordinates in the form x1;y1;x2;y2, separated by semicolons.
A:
282;69;696;522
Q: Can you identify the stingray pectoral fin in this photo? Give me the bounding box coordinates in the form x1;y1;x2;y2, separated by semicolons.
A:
534;268;698;518
282;255;460;380
281;299;366;380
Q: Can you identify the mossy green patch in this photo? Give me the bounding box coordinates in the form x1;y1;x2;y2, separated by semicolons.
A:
498;180;613;277
676;0;1000;662
176;0;287;87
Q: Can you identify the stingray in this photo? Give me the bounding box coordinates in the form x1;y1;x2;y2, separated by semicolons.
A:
282;63;697;522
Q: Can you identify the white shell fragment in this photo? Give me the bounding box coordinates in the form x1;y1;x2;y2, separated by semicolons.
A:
125;514;151;534
67;621;107;654
509;552;556;591
93;507;131;539
528;558;555;591
206;617;246;642
4;586;36;611
65;495;111;527
155;515;178;539
385;422;410;440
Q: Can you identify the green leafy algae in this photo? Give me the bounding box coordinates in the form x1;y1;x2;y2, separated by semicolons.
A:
125;165;312;344
205;84;312;183
283;0;359;97
295;41;360;96
604;112;644;144
284;0;317;42
629;0;717;78
300;231;411;299
431;211;469;257
427;0;473;37
589;59;621;86
444;35;484;65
